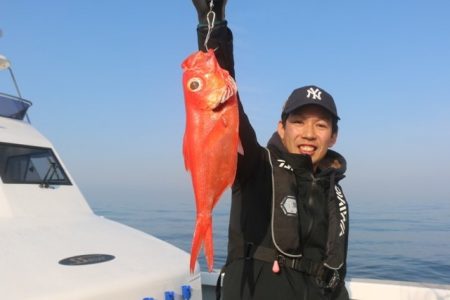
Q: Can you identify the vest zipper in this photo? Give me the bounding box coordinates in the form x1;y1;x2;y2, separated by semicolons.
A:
302;176;317;246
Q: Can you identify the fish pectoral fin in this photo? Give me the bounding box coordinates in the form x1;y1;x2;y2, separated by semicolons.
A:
221;116;228;127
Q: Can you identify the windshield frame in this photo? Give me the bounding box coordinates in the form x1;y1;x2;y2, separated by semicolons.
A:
0;142;72;186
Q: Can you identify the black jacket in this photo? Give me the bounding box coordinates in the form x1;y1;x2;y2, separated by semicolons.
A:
196;23;350;300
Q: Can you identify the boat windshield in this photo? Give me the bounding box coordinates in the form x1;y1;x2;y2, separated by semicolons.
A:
0;143;71;185
0;93;32;121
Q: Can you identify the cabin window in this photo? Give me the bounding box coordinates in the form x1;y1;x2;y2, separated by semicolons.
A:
0;143;71;185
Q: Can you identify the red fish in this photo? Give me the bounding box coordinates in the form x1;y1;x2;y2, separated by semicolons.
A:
181;49;239;273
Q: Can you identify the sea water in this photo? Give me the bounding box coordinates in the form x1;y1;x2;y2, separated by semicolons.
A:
90;192;450;285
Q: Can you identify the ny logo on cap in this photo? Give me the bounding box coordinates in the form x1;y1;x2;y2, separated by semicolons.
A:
307;88;322;100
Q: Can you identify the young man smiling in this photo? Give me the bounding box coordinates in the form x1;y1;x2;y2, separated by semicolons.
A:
278;86;339;168
191;1;350;299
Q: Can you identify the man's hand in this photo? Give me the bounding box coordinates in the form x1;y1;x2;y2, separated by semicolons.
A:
192;0;227;24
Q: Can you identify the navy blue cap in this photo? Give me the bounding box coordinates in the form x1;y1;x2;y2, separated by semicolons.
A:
282;85;340;120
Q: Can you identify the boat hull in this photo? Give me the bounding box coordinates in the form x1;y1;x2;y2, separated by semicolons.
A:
0;215;202;300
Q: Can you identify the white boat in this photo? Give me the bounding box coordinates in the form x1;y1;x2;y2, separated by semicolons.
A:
0;55;201;299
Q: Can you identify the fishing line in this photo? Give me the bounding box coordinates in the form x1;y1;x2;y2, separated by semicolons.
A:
204;0;216;50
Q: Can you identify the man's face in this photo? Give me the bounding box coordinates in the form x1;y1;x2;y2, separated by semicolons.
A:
277;105;337;166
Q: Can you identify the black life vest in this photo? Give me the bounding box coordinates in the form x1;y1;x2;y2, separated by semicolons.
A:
266;147;348;270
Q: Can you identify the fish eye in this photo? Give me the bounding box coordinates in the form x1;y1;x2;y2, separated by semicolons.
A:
187;77;203;92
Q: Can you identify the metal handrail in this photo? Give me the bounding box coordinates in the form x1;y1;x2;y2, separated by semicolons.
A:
0;92;32;121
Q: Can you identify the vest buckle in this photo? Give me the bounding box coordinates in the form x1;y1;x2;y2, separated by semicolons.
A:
276;255;286;267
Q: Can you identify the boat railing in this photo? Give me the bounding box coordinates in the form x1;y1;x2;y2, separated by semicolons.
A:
0;92;32;121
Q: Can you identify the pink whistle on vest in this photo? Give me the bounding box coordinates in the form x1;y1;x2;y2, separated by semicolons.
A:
272;260;280;273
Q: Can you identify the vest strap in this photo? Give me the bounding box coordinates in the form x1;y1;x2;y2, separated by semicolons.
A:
229;243;341;290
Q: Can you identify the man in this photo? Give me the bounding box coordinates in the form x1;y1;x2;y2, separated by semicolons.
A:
191;1;350;299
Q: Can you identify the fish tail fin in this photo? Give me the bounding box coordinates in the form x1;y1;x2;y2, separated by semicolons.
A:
204;219;214;272
189;213;212;273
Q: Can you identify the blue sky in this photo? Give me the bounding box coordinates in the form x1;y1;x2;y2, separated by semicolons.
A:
1;1;450;207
